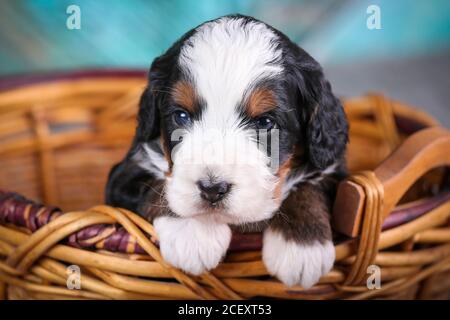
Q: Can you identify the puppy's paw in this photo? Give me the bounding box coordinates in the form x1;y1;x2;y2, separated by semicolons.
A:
262;228;335;289
154;216;231;275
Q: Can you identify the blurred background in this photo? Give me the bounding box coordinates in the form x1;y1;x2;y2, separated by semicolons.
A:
0;0;449;126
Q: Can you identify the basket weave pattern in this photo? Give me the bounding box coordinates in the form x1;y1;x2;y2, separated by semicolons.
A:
0;71;449;299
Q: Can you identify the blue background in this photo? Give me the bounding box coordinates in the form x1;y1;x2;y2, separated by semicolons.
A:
1;0;449;73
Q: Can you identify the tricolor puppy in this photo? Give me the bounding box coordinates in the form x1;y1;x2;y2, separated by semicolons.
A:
106;15;348;288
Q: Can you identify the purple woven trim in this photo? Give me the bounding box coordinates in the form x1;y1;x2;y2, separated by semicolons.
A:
0;69;147;92
382;190;450;230
0;191;60;232
0;190;148;254
102;227;124;251
394;114;430;135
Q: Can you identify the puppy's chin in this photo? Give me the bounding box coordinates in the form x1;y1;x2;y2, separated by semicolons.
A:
184;205;277;225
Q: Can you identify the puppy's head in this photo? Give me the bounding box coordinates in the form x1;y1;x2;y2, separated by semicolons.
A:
134;15;348;224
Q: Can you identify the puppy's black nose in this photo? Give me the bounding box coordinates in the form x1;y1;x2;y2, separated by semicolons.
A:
197;180;231;204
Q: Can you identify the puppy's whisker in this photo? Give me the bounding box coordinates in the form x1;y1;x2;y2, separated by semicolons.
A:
150;185;165;197
277;210;290;224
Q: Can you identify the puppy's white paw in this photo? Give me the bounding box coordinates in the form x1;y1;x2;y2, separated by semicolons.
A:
262;228;335;289
154;216;231;275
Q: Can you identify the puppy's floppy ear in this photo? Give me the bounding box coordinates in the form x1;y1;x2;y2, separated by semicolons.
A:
288;49;348;170
305;72;348;169
134;84;161;145
134;54;172;145
105;52;175;208
105;82;161;210
134;43;184;145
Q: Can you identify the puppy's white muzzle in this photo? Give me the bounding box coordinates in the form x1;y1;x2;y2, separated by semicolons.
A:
166;126;279;224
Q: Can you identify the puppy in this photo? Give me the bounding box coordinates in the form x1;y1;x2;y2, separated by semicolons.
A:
106;15;348;288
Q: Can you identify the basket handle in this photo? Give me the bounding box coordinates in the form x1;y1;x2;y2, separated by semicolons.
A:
333;126;450;237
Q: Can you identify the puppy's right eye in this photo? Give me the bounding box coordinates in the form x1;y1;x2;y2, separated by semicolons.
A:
173;110;191;126
255;116;276;131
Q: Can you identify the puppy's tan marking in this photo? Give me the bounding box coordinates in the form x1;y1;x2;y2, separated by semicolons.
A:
246;88;277;117
171;81;197;113
273;156;293;202
160;134;173;176
273;146;305;202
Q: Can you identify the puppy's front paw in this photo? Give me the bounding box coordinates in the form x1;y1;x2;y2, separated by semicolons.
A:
262;228;335;289
154;216;231;275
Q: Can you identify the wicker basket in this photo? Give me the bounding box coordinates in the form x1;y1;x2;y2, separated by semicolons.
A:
0;70;449;300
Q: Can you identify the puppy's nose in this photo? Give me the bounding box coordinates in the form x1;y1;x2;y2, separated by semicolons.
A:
197;180;231;204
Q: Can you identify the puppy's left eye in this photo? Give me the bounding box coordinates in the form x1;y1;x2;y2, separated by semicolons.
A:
173;110;191;126
255;116;276;131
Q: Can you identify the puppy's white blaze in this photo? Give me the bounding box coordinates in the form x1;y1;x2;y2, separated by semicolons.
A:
262;228;335;288
154;216;231;275
179;16;283;113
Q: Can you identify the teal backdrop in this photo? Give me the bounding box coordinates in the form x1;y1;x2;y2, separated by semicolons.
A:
0;0;449;75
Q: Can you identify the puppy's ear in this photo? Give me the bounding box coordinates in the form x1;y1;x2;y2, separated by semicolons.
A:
305;73;348;169
133;25;196;146
289;50;348;170
134;54;171;144
134;85;160;144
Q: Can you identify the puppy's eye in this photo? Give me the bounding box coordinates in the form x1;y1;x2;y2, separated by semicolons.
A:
173;110;191;126
255;116;275;131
